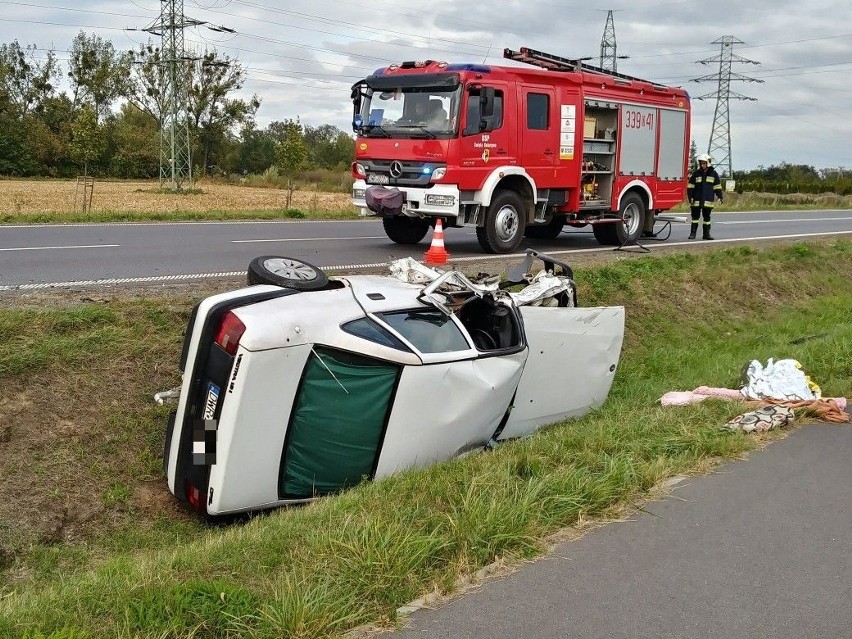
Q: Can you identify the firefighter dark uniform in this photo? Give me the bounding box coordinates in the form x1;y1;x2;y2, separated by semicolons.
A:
687;155;723;240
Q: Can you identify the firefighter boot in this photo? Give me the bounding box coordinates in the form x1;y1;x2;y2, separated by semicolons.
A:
702;224;714;240
688;223;698;239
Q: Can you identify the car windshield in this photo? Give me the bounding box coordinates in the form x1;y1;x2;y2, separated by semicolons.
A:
361;87;459;138
376;308;470;353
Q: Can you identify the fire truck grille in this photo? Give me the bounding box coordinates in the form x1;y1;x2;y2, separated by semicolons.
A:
363;160;439;187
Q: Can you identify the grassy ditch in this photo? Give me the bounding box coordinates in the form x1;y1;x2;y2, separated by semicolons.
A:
1;240;851;637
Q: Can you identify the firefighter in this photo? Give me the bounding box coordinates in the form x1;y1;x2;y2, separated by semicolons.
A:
687;153;723;240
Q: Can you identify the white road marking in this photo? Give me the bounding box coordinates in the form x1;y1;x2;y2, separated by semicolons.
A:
0;244;120;252
0;219;370;229
2;230;851;292
0;271;246;291
232;236;385;243
717;217;852;224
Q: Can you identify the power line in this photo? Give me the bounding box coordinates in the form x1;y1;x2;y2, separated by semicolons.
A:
691;36;763;178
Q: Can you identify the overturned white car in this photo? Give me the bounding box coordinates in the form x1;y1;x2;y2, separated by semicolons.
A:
160;251;624;516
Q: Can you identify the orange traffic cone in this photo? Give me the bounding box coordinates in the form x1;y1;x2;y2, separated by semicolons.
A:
423;218;450;265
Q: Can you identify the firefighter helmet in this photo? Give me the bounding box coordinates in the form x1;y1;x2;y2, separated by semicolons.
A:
697;153;711;164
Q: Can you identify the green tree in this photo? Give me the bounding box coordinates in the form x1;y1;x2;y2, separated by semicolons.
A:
689;139;697;169
36;94;75;176
303;124;355;170
128;41;184;130
105;103;159;178
0;116;36;175
68;31;133;120
275;118;307;178
187;51;260;175
237;122;277;174
70;106;105;176
0;40;59;117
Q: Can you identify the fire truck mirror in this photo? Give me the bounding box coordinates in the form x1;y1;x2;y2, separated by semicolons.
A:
480;87;495;118
350;84;362;112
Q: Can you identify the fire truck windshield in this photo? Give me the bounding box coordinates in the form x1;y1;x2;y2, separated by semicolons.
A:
360;86;460;138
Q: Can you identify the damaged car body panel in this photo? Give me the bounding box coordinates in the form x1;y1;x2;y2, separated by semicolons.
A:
499;305;625;440
162;252;625;516
375;351;527;477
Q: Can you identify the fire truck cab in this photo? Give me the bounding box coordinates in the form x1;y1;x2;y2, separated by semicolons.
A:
351;47;691;254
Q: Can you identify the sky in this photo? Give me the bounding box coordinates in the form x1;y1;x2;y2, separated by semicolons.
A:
1;0;851;171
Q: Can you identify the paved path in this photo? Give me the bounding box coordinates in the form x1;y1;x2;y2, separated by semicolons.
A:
392;423;852;639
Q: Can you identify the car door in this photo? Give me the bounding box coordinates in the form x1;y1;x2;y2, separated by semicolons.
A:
497;305;625;440
374;350;527;477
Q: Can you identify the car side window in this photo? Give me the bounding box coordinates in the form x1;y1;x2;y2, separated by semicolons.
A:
376;309;470;353
341;317;412;352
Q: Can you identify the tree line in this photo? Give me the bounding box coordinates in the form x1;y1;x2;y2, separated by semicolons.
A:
732;163;852;196
0;33;355;179
2;36;849;195
687;143;852;195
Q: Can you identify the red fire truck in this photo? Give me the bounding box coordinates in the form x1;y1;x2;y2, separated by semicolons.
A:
350;47;691;253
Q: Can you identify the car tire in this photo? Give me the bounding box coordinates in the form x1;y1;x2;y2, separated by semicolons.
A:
382;217;431;245
476;190;527;254
246;255;330;290
524;214;565;240
592;192;646;246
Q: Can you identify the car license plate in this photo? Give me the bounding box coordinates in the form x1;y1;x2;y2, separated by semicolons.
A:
203;382;220;420
367;173;389;185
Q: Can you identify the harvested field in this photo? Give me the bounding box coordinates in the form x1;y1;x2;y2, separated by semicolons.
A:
0;179;356;218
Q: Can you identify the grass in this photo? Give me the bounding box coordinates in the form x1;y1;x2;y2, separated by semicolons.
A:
0;179;357;224
0;239;850;637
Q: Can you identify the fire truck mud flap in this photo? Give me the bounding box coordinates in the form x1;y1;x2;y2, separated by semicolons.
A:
366;185;405;216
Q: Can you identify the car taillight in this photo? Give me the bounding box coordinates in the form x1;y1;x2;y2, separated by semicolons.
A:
214;311;245;355
185;480;206;513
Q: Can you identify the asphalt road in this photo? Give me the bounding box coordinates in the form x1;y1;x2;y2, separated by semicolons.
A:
1;209;852;290
391;423;852;639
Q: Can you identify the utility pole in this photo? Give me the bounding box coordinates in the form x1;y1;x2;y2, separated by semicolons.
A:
144;1;203;191
599;10;628;72
691;36;763;180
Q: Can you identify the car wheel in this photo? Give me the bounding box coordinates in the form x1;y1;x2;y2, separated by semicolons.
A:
476;190;527;254
382;217;431;244
246;255;330;290
524;214;565;240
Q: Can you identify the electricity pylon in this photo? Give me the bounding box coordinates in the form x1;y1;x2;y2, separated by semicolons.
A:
144;1;203;190
691;36;763;179
599;10;628;72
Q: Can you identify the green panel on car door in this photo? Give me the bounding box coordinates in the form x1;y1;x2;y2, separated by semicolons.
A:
280;348;399;498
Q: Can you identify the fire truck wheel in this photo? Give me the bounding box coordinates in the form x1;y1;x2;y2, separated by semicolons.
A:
382;217;431;244
524;214;566;240
477;190;527;253
592;192;646;245
247;255;330;290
